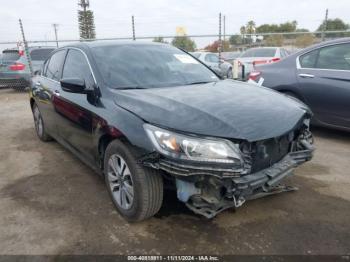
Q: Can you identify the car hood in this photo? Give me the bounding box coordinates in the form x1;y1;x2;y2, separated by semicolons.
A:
113;80;309;141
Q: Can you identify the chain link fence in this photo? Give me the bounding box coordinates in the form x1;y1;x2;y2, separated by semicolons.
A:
1;27;349;91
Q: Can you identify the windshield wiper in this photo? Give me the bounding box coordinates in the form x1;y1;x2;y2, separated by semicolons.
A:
185;81;217;85
114;85;147;90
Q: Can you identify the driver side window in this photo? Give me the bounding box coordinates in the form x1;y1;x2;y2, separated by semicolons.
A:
62;49;94;88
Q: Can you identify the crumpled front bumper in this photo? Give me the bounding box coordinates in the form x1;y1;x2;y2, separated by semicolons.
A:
141;137;314;218
232;144;313;199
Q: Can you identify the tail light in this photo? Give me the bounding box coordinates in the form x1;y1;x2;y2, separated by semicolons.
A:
270;57;280;63
9;62;26;71
253;57;281;66
248;71;261;81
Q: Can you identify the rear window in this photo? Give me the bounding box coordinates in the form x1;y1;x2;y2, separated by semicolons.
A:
1;51;20;61
30;49;55;61
241;48;277;58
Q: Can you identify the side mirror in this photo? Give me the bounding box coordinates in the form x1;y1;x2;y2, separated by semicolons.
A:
34;70;41;76
60;78;86;93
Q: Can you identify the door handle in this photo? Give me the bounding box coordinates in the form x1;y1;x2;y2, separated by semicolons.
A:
54;90;60;96
299;73;315;78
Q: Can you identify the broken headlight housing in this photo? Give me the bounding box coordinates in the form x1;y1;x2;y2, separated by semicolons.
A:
144;124;242;164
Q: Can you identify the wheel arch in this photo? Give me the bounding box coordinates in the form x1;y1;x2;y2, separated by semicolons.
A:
30;97;35;110
276;87;305;102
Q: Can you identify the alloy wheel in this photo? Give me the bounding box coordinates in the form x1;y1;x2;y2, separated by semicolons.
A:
33;106;43;137
107;154;134;210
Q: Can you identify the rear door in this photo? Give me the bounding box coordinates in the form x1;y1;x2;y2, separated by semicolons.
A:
297;42;350;128
35;49;67;137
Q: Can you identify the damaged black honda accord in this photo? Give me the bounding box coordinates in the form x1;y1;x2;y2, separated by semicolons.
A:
30;41;314;221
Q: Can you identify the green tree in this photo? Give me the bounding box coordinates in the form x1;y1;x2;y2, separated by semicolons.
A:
246;21;256;34
316;18;350;37
153;36;168;43
204;40;230;52
265;35;284;46
229;35;243;45
295;34;315;48
171;35;196;51
78;0;96;39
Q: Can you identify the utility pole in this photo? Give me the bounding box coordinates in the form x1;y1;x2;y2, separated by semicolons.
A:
132;15;136;40
19;19;33;77
52;23;59;48
218;13;222;63
321;9;328;41
223;15;226;52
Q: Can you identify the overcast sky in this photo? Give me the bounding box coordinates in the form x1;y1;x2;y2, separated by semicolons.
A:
0;0;349;50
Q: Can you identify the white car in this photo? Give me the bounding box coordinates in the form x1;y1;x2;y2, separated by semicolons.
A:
191;52;233;78
236;47;290;80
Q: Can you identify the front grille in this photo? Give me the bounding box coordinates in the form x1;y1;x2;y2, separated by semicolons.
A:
249;134;292;173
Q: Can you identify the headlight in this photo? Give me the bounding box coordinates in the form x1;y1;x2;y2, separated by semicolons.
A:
144;124;242;164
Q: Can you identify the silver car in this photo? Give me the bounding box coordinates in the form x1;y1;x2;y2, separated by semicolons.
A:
237;47;290;80
191;52;233;78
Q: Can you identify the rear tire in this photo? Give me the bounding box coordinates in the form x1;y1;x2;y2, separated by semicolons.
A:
227;68;233;79
104;140;163;222
32;103;52;142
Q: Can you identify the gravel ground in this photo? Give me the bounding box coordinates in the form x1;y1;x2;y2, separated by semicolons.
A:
0;88;349;255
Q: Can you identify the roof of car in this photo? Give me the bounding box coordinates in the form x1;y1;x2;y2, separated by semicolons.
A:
293;37;350;56
2;46;56;53
65;40;166;50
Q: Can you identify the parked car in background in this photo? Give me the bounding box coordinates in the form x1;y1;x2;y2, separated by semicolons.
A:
236;47;290;80
191;51;233;78
221;51;241;64
0;46;55;90
249;38;350;131
30;41;314;221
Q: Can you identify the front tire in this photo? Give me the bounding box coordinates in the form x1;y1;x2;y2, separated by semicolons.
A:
32;103;52;142
104;140;163;222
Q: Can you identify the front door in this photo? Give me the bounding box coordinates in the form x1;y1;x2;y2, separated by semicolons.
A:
297;42;350;128
54;48;97;161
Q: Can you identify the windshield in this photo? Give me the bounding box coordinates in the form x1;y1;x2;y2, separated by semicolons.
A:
1;51;20;61
240;48;277;58
92;44;219;89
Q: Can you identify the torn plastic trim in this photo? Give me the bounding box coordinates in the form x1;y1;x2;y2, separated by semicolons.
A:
175;140;314;218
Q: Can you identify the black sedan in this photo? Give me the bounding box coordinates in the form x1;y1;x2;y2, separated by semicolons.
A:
30;41;314;221
249;38;350;131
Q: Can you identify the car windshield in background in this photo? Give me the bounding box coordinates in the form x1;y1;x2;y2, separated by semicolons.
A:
191;53;201;58
241;48;277;58
30;49;54;61
1;51;20;61
92;44;219;89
